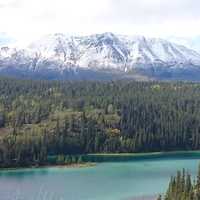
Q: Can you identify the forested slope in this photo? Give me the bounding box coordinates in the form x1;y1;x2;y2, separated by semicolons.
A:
1;78;200;167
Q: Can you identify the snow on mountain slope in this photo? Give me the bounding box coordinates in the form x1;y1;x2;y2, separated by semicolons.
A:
76;32;130;70
1;32;200;80
119;35;200;66
27;32;200;69
168;36;200;54
0;46;36;69
29;33;79;64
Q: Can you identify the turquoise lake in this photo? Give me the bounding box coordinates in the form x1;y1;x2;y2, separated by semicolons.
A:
1;152;200;200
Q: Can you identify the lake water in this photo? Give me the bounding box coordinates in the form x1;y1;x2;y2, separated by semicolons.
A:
1;152;200;200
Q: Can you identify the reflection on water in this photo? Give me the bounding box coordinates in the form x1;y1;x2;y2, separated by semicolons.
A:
0;168;49;178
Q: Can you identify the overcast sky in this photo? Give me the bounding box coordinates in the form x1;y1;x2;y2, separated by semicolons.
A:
0;0;200;45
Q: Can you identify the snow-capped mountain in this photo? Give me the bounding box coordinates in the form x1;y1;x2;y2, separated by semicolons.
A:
168;36;200;54
1;32;200;80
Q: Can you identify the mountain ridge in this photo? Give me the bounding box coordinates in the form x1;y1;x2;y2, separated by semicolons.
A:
1;32;200;81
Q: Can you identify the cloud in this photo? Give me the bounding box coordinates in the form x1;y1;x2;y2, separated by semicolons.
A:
0;0;199;45
0;0;23;8
95;0;200;35
108;0;200;23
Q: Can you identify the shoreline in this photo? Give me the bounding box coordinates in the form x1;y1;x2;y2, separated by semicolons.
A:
88;150;200;156
0;162;96;171
1;150;200;171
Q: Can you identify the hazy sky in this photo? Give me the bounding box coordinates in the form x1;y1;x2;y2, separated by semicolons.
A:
0;0;200;44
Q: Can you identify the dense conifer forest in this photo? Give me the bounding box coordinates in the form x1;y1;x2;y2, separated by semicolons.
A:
1;77;200;167
159;165;200;200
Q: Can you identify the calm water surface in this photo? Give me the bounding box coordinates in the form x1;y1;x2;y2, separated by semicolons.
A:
0;153;200;200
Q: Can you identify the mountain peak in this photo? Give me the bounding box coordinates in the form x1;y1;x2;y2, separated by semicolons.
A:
1;32;200;81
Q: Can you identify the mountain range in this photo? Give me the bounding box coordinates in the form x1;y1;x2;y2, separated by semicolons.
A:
1;32;200;81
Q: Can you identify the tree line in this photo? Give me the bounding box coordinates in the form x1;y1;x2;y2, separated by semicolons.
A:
158;165;200;200
1;77;200;167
